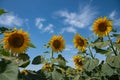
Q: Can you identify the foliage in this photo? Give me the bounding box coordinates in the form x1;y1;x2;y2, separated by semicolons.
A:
0;8;120;80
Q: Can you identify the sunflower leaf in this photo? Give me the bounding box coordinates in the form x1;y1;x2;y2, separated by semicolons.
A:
32;55;44;65
106;55;120;68
43;51;50;54
18;60;30;68
101;63;114;76
18;53;29;61
51;69;64;80
112;34;120;38
94;47;111;54
83;58;99;71
0;9;7;15
29;43;36;48
89;40;110;48
0;60;18;80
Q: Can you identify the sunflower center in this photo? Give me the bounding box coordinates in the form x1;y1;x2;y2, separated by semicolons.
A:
8;33;24;48
76;59;82;66
98;22;107;32
78;39;84;46
53;40;61;49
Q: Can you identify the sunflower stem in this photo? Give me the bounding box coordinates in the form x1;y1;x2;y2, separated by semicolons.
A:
50;50;54;59
88;46;94;59
107;34;117;56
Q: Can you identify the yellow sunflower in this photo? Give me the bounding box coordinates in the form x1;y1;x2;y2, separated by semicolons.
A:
50;35;65;53
73;33;87;51
42;63;52;71
73;55;84;71
3;29;30;54
21;70;28;75
116;38;120;50
92;17;112;37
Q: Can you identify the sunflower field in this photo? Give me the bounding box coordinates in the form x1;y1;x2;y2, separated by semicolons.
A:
0;8;120;80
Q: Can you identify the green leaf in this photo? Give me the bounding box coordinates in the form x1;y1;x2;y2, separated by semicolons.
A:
89;40;110;48
113;42;120;49
43;51;49;54
94;47;111;54
18;54;29;61
57;59;66;67
94;37;103;43
106;55;120;68
0;61;18;80
83;58;99;71
44;43;50;48
52;69;64;80
18;60;30;68
0;9;7;15
29;43;36;48
0;27;11;34
0;45;10;57
73;75;81;80
101;63;114;76
32;55;44;65
112;34;120;38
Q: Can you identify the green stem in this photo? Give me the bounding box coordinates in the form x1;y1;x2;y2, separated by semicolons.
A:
108;34;117;56
50;50;54;59
88;46;94;59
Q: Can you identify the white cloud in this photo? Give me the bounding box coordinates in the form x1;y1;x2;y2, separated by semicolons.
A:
60;26;77;34
109;10;116;19
35;18;45;29
0;13;23;27
57;5;96;28
64;44;78;54
109;10;120;26
43;24;54;33
35;17;54;33
55;5;96;33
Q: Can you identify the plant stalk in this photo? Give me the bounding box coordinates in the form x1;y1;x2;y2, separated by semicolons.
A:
50;50;54;59
88;46;94;59
108;34;117;56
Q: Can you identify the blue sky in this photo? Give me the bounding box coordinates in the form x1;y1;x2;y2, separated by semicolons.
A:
0;0;120;70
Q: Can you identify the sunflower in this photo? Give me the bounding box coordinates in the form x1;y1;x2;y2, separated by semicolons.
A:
73;33;87;51
73;55;84;71
92;17;112;37
42;63;52;71
50;35;65;53
3;29;30;54
116;38;120;50
21;70;28;75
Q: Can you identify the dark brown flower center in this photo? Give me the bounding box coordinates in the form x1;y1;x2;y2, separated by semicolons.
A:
98;22;107;32
8;33;24;48
78;39;84;46
76;59;82;66
53;40;61;49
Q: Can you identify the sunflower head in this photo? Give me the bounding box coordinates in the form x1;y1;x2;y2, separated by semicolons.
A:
116;38;120;50
92;17;112;37
42;63;53;71
73;55;84;71
50;35;65;53
21;70;28;75
73;33;87;52
3;29;30;54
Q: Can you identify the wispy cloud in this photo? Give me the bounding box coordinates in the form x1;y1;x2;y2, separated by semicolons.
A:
43;24;54;33
60;26;77;34
0;13;23;27
109;10;117;19
35;17;54;33
35;18;45;29
109;10;120;27
56;5;96;33
64;44;78;55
